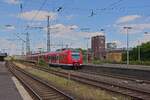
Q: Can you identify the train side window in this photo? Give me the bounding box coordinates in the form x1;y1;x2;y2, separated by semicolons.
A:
59;55;63;60
56;56;57;60
60;55;62;59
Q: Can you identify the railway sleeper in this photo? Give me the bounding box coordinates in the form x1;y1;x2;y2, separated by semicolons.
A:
42;95;66;100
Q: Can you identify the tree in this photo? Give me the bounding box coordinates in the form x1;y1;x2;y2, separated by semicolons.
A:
122;41;150;61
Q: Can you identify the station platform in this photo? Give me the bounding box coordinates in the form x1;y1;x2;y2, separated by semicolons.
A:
83;63;150;81
83;63;150;71
0;61;23;100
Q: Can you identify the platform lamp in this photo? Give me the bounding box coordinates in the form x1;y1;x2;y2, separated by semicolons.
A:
123;26;132;65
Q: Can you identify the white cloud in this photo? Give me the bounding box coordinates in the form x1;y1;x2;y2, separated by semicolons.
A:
31;30;105;51
106;40;125;48
35;42;46;51
130;23;150;30
115;23;150;34
43;23;106;40
132;34;150;47
86;32;104;37
44;24;79;34
6;25;15;30
1;25;16;31
141;35;150;45
114;22;150;47
73;31;104;39
41;23;106;50
112;40;122;47
27;22;42;26
0;38;18;55
4;0;20;5
26;22;43;29
143;34;150;42
116;15;141;24
44;24;104;38
18;10;57;21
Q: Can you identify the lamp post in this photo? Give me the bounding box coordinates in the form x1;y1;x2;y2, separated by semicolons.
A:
47;16;51;52
123;27;132;65
81;28;91;64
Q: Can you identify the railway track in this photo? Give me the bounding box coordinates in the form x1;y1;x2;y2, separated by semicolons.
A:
82;64;150;82
6;62;74;100
78;69;150;84
26;64;150;100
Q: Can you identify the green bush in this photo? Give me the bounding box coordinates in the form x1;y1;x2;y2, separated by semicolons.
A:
92;60;103;64
122;42;150;61
38;59;48;67
142;61;150;65
128;61;150;66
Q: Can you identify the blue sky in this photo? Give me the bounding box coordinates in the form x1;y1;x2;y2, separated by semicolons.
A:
0;0;150;55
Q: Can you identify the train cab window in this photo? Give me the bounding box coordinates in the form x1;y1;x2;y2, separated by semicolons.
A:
48;56;51;60
72;53;80;60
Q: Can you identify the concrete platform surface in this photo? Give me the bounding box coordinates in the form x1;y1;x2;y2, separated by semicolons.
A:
0;62;23;100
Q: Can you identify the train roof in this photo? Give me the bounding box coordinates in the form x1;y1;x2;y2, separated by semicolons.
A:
27;49;81;56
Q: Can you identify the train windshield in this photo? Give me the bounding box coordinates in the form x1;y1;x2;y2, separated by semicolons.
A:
72;53;80;60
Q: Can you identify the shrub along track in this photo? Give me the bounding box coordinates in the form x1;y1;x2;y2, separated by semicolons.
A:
20;62;150;100
6;62;74;100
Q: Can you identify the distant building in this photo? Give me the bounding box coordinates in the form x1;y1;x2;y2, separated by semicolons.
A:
0;53;7;61
91;35;106;60
107;42;117;50
0;53;7;57
106;49;125;63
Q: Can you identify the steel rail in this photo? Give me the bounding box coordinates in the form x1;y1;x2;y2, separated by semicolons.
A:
78;69;150;84
31;65;150;100
7;62;74;100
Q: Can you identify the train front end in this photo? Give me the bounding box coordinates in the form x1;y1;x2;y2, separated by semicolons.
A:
71;50;83;69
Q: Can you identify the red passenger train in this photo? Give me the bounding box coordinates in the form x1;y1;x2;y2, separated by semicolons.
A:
26;49;83;69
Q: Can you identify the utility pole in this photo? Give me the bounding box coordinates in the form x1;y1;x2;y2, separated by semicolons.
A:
14;33;26;55
22;41;25;55
124;27;132;65
138;40;141;62
20;3;24;55
47;16;51;52
84;37;90;64
81;28;91;64
26;32;30;55
66;44;69;49
61;41;64;50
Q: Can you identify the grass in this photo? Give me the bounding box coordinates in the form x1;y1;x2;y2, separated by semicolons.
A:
91;59;150;66
38;59;49;67
14;62;132;100
129;61;150;66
